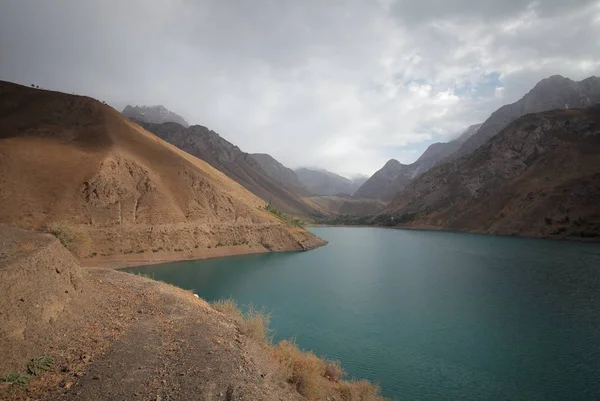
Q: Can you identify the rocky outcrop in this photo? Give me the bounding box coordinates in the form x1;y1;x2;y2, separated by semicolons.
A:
378;106;600;240
122;105;189;127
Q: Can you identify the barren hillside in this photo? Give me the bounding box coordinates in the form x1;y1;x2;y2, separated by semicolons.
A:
0;81;324;267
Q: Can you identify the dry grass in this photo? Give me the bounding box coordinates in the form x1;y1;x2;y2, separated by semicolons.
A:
45;221;90;256
211;299;386;401
211;299;272;345
338;379;384;401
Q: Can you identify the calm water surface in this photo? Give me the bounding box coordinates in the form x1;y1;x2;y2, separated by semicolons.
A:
125;228;600;400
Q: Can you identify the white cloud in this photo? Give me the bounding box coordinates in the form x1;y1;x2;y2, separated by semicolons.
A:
0;0;598;175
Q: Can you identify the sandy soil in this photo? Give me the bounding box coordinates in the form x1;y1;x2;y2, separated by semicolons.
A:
0;226;306;400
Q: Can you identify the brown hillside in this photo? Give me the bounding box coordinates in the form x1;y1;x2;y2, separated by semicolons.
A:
379;106;600;240
133;121;318;217
0;81;324;266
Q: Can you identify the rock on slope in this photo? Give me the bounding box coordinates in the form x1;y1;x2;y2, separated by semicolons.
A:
132;121;318;217
0;81;324;267
454;75;600;159
355;124;481;200
295;168;360;196
250;153;311;196
379;106;600;240
122;104;189;127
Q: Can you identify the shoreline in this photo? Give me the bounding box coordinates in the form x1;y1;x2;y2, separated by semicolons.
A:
309;223;600;243
82;240;328;269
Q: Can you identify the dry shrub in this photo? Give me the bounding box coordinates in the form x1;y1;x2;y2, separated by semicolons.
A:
243;305;272;345
339;379;384;401
211;300;386;401
273;339;328;399
211;298;243;320
211;299;271;345
45;221;90;256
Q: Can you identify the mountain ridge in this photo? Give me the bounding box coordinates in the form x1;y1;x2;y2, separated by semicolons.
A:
378;105;600;240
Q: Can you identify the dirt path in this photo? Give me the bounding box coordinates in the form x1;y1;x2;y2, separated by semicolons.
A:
1;268;303;401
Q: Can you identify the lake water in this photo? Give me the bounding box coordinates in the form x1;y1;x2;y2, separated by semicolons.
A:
124;227;600;400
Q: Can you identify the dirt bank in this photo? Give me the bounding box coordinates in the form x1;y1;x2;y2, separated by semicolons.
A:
0;226;382;400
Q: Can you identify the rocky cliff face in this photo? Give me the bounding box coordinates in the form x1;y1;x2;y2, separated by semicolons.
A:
122;105;189;127
250;153;310;196
295;168;360;196
133;121;317;216
379;106;600;240
454;75;600;159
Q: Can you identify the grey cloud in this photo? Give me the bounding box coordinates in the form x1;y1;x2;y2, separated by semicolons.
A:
0;0;598;175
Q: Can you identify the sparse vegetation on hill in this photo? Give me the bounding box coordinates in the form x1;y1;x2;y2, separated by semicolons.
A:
265;202;304;227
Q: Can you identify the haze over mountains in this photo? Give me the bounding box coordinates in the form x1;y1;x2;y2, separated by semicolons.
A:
114;74;600;239
131;120;318;216
122;105;189;127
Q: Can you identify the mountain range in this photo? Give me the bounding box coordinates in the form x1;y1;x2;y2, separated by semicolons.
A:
130;120;318;216
356;75;600;201
377;105;600;239
114;74;600;241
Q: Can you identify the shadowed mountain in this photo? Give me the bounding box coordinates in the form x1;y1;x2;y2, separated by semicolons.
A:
355;124;481;200
122;105;189;127
131;121;318;216
295;168;361;196
378;106;600;240
250;153;310;196
454;75;600;159
0;81;324;267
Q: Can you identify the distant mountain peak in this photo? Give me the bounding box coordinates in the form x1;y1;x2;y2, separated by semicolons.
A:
122;104;189;127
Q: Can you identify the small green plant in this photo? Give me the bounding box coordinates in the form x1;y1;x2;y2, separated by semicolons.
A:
264;202;303;227
0;372;30;388
27;355;54;376
45;222;89;254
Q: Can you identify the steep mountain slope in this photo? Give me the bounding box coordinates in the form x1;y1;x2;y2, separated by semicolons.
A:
379;106;600;240
415;123;482;171
455;75;600;158
0;81;324;266
250;153;310;196
354;159;411;200
355;124;481;200
122;104;189;127
132;121;318;216
295;168;360;196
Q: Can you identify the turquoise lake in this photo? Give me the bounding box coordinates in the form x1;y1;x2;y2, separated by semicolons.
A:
124;227;600;400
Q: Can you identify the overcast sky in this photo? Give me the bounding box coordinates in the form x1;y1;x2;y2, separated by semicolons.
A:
1;0;599;176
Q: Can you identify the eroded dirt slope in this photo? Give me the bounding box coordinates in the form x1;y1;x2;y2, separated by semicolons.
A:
0;81;324;266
